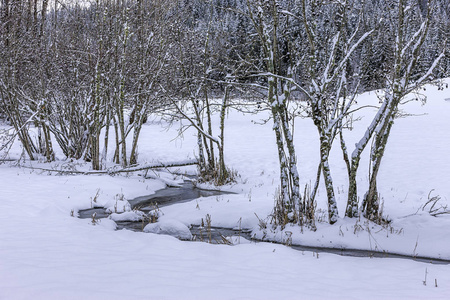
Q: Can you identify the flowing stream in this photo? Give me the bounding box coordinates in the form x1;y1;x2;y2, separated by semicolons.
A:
78;181;450;265
78;180;231;219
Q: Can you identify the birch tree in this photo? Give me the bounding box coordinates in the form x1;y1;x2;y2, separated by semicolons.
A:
360;0;445;221
280;0;373;224
245;0;302;223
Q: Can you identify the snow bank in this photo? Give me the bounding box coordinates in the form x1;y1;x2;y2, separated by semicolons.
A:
109;211;146;222
144;219;193;240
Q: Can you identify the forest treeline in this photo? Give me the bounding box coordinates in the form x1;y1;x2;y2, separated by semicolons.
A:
1;0;449;225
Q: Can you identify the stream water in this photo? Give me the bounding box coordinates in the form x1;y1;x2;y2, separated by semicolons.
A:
78;181;230;219
78;181;450;265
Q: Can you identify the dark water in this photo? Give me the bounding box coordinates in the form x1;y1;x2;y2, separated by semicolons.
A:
78;180;234;231
189;226;450;264
78;207;110;219
79;181;230;218
78;181;450;265
189;225;253;243
289;244;450;265
129;181;232;212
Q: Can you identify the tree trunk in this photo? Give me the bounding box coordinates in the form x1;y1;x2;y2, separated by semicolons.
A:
363;112;395;220
342;99;390;218
278;102;301;210
129;105;146;165
320;144;339;224
346;162;359;218
218;86;230;184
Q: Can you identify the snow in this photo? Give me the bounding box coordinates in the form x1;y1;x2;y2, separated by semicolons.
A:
143;219;193;240
1;80;450;299
109;211;145;222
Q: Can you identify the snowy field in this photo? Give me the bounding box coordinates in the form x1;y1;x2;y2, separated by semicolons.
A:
1;80;450;299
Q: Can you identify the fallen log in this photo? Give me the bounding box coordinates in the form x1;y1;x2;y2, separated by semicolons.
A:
22;159;198;175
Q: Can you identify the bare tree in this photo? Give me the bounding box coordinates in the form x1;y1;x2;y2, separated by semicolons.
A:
167;0;235;185
241;0;303;224
293;0;374;224
361;0;445;221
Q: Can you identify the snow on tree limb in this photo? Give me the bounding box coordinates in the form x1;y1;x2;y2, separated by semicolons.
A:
22;160;198;175
413;52;446;88
169;98;220;145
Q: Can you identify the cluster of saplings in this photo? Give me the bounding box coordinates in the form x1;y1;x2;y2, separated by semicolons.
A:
0;0;448;226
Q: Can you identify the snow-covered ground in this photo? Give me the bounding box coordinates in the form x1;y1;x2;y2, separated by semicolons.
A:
1;80;450;299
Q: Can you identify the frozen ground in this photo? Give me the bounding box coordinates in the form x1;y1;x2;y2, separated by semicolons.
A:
1;80;450;299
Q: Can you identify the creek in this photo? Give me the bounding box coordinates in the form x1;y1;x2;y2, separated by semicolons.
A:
78;180;450;265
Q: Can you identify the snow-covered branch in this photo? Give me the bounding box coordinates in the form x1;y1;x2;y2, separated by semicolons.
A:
22;160;199;175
